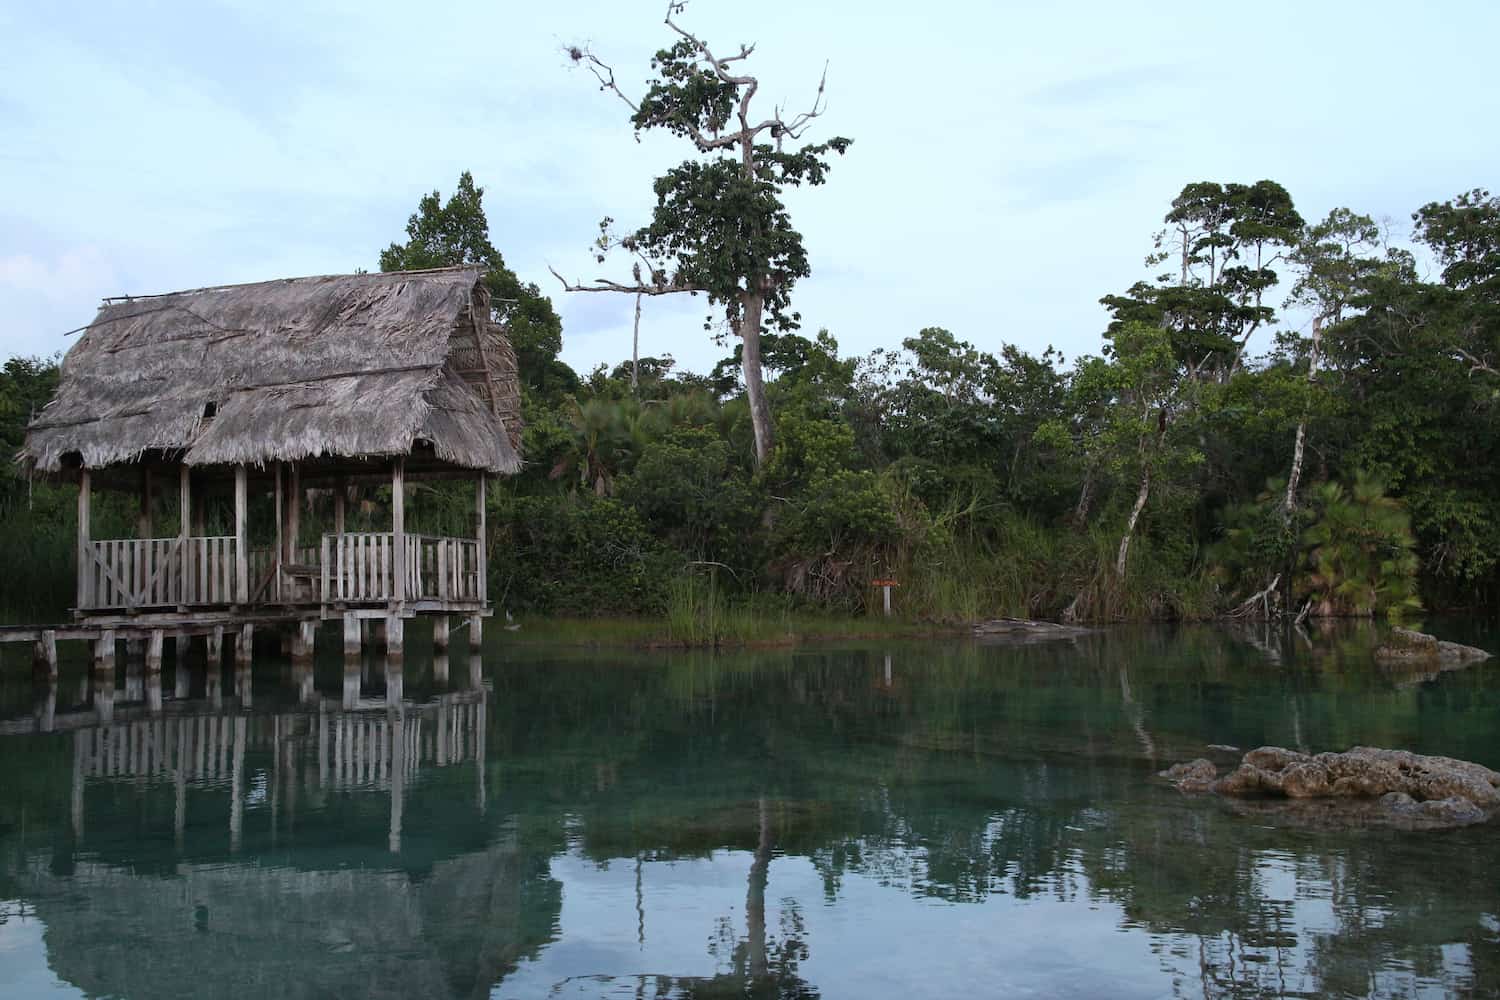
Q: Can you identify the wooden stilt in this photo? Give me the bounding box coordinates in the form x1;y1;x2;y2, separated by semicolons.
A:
468;613;483;652
432;650;449;686
433;616;450;651
236;623;253;667
292;619;315;661
93;629;116;673
344;612;361;659
146;672;163;713
208;625;224;662
33;629;57;679
145;630;164;673
386;612;404;661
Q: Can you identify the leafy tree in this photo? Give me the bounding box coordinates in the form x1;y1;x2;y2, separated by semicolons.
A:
1299;474;1421;619
558;7;851;467
380;171;574;397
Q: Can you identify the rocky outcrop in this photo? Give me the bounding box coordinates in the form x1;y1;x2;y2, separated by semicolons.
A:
1159;746;1500;830
1373;627;1491;666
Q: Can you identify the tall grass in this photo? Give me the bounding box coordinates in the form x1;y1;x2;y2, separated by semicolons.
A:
665;571;789;646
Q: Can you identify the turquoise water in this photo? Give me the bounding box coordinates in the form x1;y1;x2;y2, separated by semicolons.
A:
0;622;1497;998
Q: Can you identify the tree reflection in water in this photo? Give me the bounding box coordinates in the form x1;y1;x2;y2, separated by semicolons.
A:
0;623;1495;997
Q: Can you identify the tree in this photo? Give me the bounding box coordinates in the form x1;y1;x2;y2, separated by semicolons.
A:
555;3;852;467
380;171;572;396
1281;208;1383;513
1103;180;1304;383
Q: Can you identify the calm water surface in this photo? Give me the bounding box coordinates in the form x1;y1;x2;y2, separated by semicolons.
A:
0;622;1497;998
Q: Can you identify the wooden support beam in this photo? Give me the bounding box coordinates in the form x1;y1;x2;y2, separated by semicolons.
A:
93;629;116;674
433;616;450;652
293;619;315;662
208;625;224;662
273;462;284;602
33;630;57;679
145;630;164;673
343;612;360;659
77;469;91;610
235;623;253;668
234;466;248;602
288;462;301;560
432;649;449;686
475;474;487;605
392;459;406;608
386;612;404;662
468;613;483;652
138;465;153;539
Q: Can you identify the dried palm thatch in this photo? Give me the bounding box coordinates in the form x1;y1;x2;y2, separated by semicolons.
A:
22;267;523;475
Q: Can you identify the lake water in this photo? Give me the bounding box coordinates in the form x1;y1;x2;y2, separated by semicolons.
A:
0;622;1497;998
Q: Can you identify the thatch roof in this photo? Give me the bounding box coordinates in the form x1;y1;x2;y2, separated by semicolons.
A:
22;267;523;475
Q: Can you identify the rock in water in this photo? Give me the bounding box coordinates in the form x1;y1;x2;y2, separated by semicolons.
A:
971;618;1093;640
1158;759;1218;793
1374;627;1491;666
1159;746;1500;830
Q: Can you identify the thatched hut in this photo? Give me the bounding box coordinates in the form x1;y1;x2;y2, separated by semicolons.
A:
20;267;521;646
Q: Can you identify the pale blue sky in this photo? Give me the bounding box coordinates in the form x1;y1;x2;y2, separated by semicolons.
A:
2;0;1495;375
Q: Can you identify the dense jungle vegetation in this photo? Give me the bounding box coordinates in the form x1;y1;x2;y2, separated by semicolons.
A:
3;177;1498;629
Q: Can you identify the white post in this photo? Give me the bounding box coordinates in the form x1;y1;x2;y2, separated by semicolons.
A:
179;464;191;606
475;474;487;604
392;459;406;608
883;584;892;618
77;468;91;610
234;465;248;603
343;612;361;659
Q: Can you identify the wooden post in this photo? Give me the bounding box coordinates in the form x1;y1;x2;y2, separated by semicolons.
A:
468;613;483;652
334;478;346;535
343;612;361;659
145;630;164;673
146;672;163;713
433;616;450;652
93;629;116;674
273;463;284;602
234;465;248;603
386;612;404;661
293;619;315;662
475;474;487;604
236;623;253;668
77;468;91;610
287;462;301;563
208;625;224;662
33;630;58;679
432;649;449;686
179;464;191;607
392;459;406;608
138;464;153;539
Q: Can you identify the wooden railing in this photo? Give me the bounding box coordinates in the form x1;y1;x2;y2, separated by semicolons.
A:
321;533;482;605
79;532;482;611
81;536;238;611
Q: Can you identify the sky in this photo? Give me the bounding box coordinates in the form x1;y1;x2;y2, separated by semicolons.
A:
2;0;1497;377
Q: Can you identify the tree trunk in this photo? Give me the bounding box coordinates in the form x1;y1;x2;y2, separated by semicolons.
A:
631;290;642;395
739;290;775;467
1283;316;1322;515
1072;470;1095;526
1116;466;1150;578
